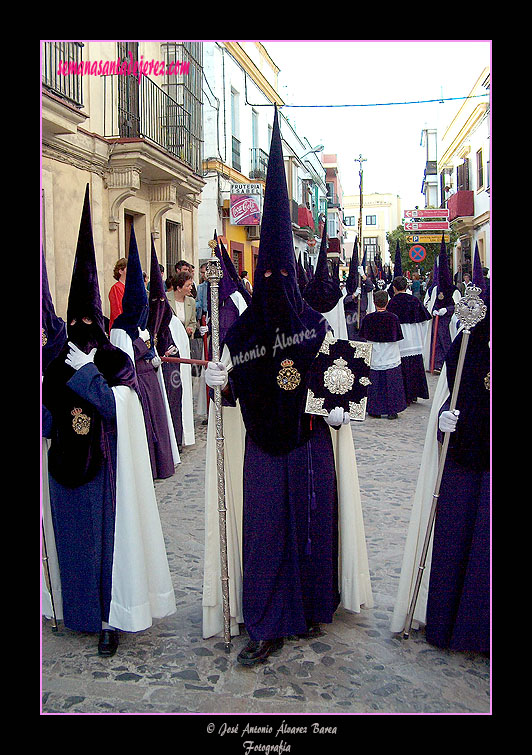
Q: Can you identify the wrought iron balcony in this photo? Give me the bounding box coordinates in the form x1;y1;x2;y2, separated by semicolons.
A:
249;148;268;180
103;73;203;175
42;41;84;108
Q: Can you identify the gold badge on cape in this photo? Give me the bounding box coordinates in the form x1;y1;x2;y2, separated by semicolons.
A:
71;407;91;435
277;359;301;391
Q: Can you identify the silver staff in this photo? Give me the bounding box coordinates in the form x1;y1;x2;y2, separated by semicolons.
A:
42;521;58;631
205;246;232;651
402;284;487;639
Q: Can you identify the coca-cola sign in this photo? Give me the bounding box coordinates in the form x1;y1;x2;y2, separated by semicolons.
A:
230;183;262;226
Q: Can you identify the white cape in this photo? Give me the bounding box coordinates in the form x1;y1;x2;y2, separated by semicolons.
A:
43;385;176;632
202;347;374;639
168;315;195;446
322;298;348;340
110;327;180;466
389;364;451;633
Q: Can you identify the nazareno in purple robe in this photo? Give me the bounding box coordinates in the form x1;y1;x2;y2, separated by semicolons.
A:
42;185;139;632
113;227;175;479
425;312;490;652
133;335;176;480
386;291;431;403
223;106;339;640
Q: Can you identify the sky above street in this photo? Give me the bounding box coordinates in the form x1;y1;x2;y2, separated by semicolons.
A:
263;40;491;210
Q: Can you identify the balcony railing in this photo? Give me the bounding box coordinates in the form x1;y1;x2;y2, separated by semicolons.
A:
103;73;203;175
249;148;268;180
42;41;84;107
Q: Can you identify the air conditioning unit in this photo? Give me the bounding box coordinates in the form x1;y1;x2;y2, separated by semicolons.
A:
246;225;260;240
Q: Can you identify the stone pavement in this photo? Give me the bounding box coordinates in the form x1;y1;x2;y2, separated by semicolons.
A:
41;372;491;721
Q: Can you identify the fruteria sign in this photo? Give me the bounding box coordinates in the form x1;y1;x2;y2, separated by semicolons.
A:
230;183;262;226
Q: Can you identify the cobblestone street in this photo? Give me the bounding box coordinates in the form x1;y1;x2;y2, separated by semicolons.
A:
41;372;491;723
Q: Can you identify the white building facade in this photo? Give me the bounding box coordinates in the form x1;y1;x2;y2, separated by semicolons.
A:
199;42;326;281
438;67;491;275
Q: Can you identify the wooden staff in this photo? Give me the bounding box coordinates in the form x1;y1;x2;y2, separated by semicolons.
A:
402;285;487;639
430;314;440;373
161;356;208;367
205;251;232;651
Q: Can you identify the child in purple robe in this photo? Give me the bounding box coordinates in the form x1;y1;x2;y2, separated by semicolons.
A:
359;289;407;419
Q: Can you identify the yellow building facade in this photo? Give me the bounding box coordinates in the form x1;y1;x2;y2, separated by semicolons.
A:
343;193;402;269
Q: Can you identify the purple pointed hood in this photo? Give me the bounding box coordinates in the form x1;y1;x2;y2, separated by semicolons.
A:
42;248;67;373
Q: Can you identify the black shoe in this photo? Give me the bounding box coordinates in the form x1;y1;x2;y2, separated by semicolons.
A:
98;629;119;657
368;413;381;419
237;638;284;666
387;413;398;420
298;623;323;639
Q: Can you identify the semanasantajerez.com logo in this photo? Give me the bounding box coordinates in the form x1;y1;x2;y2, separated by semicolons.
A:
57;51;189;83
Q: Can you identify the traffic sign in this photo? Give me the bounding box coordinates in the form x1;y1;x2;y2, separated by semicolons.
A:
404;209;449;218
404;221;449;231
407;234;450;243
409;245;426;262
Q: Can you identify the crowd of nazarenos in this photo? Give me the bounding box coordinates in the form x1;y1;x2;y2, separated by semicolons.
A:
42;108;489;662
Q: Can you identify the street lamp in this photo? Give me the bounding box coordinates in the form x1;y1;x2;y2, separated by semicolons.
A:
300;144;324;160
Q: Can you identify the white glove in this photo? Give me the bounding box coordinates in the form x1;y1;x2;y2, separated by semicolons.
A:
65;342;96;371
437;308;448;316
205;361;228;389
326;406;350;426
357;266;364;276
151;355;161;368
199;325;209;336
439;409;460;433
165;345;178;356
138;328;150;342
354;287;361;297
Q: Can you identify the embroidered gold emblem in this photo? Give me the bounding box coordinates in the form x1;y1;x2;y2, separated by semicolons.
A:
42;328;48;346
484;371;490;391
323;357;355;395
71;407;91;435
277;359;301;391
437;292;444;300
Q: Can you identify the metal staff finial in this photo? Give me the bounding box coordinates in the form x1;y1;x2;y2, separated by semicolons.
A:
205;244;232;652
402;285;487;639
